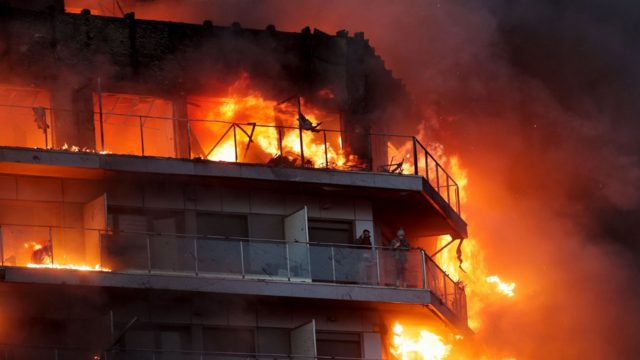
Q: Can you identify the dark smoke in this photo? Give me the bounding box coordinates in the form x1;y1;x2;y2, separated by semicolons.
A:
37;0;640;358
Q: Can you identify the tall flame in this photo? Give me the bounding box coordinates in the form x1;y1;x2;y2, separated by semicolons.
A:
390;322;451;360
433;155;516;330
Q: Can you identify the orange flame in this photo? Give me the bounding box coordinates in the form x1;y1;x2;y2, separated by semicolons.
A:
390;322;450;360
27;264;110;272
486;276;515;297
24;242;110;271
434;156;516;330
191;74;358;169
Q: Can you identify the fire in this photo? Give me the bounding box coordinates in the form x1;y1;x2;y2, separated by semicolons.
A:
390;322;450;360
27;264;110;272
433;156;516;330
24;242;110;271
59;142;112;154
486;276;515;297
190;73;359;169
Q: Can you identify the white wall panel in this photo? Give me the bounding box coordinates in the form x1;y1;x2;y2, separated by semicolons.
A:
363;333;383;359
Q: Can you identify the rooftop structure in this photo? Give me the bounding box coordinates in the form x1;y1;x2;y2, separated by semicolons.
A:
0;1;469;359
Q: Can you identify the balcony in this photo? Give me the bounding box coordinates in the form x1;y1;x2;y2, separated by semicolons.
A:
0;100;462;217
0;223;467;326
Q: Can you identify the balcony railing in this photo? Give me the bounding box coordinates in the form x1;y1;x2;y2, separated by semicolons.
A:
103;349;386;360
0;343;95;360
0;344;386;360
0;103;461;215
0;223;467;322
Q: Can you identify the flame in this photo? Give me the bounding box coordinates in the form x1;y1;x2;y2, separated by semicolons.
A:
24;242;110;271
433;156;516;330
390;322;450;360
60;142;112;154
192;73;358;169
27;263;111;272
486;276;515;297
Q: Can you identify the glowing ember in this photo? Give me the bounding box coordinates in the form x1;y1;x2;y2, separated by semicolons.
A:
390;322;450;360
486;276;515;297
59;142;112;154
27;264;111;272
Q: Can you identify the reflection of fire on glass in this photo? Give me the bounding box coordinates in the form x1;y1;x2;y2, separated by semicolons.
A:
25;241;52;265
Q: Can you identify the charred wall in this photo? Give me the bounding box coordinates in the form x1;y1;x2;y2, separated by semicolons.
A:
0;3;413;150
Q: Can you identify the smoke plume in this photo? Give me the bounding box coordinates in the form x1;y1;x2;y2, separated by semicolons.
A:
40;0;640;358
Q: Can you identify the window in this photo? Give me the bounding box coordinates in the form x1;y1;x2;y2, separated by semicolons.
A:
196;213;248;238
203;327;256;353
257;328;290;354
94;93;175;157
308;220;353;244
124;324;191;353
316;332;361;358
196;213;249;274
104;208;186;271
0;85;52;149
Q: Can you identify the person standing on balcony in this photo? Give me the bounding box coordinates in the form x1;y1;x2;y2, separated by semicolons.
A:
390;227;411;287
355;229;372;246
355;229;374;285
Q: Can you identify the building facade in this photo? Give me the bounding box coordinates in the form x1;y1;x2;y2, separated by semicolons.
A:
0;1;469;359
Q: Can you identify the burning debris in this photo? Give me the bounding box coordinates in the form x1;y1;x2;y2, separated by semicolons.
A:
27;241;52;265
296;94;322;132
31;106;49;134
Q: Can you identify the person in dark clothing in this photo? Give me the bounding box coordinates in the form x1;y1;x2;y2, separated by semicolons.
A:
355;229;372;246
355;229;374;284
390;227;410;287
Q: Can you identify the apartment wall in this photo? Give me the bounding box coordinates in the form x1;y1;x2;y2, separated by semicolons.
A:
112;294;383;357
107;181;375;244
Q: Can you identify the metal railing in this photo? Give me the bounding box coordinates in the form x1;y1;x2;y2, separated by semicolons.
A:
103;349;388;360
0;102;461;215
0;223;467;321
0;343;96;360
0;344;390;360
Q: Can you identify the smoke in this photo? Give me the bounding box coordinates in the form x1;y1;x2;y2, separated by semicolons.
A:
123;0;640;358
11;0;640;357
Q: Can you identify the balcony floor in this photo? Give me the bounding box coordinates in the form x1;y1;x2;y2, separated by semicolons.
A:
0;266;472;336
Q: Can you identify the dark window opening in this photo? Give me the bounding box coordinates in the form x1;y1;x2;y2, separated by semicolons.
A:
123;324;191;351
316;332;361;358
308;220;353;244
203;327;256;353
196;213;249;238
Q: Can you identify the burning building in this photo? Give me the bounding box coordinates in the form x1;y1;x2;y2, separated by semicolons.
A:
0;1;469;359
